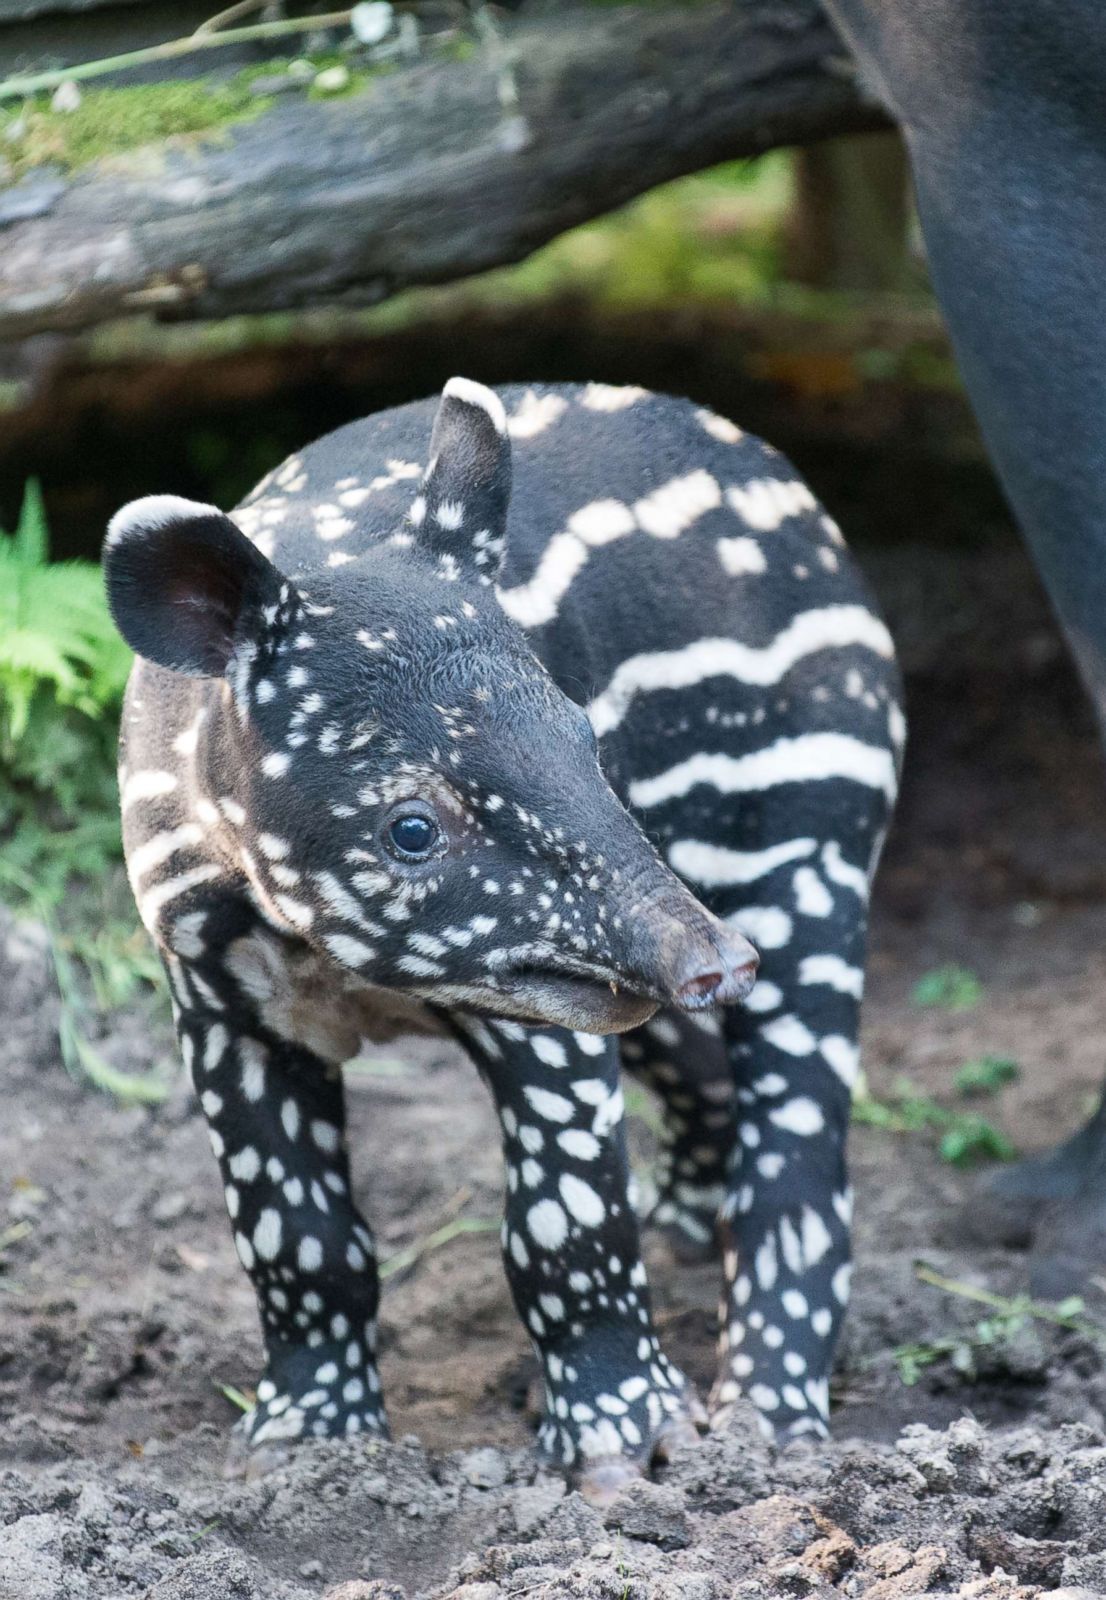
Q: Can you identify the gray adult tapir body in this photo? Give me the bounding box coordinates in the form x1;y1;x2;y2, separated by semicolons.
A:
105;378;902;1496
823;0;1106;1291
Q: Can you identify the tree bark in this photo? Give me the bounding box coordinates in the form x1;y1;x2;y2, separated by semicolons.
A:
0;2;889;340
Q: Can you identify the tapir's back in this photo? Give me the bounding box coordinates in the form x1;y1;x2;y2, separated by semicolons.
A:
231;382;898;802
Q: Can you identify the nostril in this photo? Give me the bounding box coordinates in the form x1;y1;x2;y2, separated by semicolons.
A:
728;957;759;998
677;968;724;1004
674;950;759;1010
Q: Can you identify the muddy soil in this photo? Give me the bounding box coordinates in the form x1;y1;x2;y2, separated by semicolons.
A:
4;540;1106;1599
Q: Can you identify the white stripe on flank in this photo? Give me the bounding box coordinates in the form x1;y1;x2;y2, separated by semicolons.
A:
726;906;792;949
507;390;568;439
139;864;220;926
580;383;649;411
497;531;597;629
498;473;722;629
128;824;205;881
628;733;898;810
725;478;816;531
120;770;178;811
717;536;766;576
669;836;816;888
822;841;871;900
632;470;721;539
798;955;864;998
588;607;894;737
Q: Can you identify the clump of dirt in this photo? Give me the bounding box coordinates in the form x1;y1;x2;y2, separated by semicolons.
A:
4;543;1106;1598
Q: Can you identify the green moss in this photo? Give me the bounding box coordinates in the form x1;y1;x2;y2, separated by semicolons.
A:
0;77;270;179
0;53;393;181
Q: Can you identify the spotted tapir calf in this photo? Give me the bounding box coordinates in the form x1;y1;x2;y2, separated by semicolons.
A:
103;379;902;1498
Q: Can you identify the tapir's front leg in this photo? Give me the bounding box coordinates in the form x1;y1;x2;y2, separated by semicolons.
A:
161;899;387;1466
455;1016;701;1499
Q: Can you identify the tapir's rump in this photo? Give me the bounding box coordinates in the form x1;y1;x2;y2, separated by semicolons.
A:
104;379;901;1499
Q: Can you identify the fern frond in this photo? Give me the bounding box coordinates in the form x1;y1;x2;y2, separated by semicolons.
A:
14;479;49;568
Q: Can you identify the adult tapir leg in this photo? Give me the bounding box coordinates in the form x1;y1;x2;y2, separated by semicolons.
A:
823;0;1106;1292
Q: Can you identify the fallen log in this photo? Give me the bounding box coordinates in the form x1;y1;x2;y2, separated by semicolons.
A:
0;2;888;340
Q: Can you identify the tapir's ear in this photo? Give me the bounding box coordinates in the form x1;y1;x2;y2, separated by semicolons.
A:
409;377;511;580
103;495;288;677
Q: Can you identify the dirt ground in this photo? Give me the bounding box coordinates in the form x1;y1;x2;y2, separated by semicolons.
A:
4;539;1106;1600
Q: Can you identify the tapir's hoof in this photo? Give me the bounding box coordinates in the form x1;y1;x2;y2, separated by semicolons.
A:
1028;1194;1106;1304
647;1217;717;1267
223;1431;293;1481
645;1199;717;1266
576;1411;705;1504
652;1416;703;1461
578;1454;647;1506
950;1147;1092;1252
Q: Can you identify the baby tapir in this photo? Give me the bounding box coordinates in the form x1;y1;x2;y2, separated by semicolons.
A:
104;378;902;1499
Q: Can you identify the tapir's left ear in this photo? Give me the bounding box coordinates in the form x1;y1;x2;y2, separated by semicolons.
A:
409;377;511;581
103;494;290;677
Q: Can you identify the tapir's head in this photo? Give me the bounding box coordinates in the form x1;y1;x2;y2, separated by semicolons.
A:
104;378;756;1033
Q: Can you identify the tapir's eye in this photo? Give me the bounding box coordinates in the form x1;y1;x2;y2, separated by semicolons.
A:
386;808;440;861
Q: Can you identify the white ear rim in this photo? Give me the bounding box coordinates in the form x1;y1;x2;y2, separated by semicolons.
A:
106;494;223;549
441;376;507;436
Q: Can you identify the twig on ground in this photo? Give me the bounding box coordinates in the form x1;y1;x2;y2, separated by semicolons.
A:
0;11;359;101
380;1213;497;1282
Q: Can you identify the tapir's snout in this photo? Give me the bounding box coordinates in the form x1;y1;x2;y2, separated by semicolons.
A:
670;921;759;1009
619;865;760;1014
653;911;759;1012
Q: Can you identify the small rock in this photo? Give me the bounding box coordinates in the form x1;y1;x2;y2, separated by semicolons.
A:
444;1587;501;1600
314;65;351;94
325;1585;407;1600
658;1577;718;1600
460;1446;509;1489
146;1550;265;1599
351;2;394;45
603;1480;691;1551
1061;1552;1106;1589
540;1492;604;1547
300;1559;324;1578
511;1478;566;1535
151;1191;189;1225
51;80;81;113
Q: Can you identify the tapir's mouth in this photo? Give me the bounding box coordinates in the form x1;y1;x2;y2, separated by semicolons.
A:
485;963;659;1035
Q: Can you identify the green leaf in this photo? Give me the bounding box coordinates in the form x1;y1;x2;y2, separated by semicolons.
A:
14;478;49;567
912;965;984;1011
955;1055;1020;1096
939;1116;1016;1166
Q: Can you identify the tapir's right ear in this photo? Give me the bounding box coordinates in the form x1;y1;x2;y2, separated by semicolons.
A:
411;377;512;580
103;495;287;678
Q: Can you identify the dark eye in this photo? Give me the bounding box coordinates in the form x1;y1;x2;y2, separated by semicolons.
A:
387;811;439;860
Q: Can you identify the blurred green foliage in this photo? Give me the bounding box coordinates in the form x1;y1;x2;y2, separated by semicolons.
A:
0;481;131;900
911;965;984;1012
0;488;171;1100
853;1074;1016;1166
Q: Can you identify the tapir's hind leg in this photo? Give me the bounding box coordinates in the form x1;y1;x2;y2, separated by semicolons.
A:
656;822;878;1441
621;1012;734;1262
